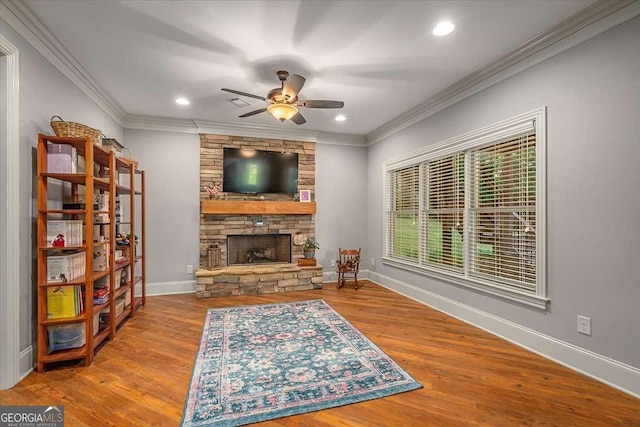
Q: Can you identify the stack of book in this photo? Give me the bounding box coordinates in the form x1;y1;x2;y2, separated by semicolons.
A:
47;220;84;247
46;285;84;319
46;253;86;283
93;286;109;305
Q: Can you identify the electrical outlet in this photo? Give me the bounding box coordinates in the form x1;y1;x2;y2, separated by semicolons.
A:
371;257;375;266
330;259;336;267
577;315;591;336
186;264;194;275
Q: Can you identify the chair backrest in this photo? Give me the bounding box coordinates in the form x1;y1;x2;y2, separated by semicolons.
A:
338;248;361;272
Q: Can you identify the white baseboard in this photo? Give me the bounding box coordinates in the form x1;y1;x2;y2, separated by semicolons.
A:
367;271;640;398
19;345;33;382
138;280;196;296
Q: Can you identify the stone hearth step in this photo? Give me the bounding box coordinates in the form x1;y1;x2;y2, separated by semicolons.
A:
195;263;324;298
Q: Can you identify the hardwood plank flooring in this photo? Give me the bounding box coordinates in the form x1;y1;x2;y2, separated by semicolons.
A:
1;281;638;426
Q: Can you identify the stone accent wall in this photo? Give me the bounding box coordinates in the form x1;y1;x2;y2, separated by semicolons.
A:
198;133;319;298
200;133;315;203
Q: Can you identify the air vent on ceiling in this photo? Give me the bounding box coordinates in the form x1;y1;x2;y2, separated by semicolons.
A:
227;98;250;107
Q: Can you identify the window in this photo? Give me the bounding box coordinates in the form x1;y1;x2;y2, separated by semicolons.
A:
387;165;419;261
383;108;547;308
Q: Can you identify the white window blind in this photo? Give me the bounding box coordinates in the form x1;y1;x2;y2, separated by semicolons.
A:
469;132;537;290
421;153;465;272
382;108;546;308
386;165;419;261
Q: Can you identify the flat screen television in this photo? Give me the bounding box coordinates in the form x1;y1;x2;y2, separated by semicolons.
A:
223;148;299;194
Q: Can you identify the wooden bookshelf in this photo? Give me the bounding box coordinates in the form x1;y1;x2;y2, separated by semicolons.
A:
36;134;145;372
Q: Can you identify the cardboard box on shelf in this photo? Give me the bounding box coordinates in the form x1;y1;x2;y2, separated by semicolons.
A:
123;289;131;307
101;298;125;323
93;312;101;336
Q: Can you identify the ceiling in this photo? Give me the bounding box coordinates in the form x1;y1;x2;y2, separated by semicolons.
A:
19;0;597;137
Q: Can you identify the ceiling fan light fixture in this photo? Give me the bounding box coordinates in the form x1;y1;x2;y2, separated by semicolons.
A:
267;103;298;122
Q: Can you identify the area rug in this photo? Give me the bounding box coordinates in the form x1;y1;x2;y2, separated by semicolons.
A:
181;299;422;426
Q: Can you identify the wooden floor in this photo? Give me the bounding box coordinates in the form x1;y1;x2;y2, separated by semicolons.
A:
1;281;639;426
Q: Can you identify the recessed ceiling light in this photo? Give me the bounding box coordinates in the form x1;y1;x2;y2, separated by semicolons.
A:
433;21;455;36
335;115;346;122
176;97;190;105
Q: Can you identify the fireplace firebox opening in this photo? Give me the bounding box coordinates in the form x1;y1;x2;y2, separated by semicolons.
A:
227;234;292;266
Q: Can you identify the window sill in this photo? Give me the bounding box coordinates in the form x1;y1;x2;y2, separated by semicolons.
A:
381;256;549;310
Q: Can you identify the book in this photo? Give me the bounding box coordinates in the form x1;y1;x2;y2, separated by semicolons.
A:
93;295;110;305
76;286;84;315
47;285;78;318
93;287;108;298
47;221;69;247
47;220;83;246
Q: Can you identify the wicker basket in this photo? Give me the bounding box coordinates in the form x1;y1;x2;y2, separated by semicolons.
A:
50;116;102;146
120;147;139;169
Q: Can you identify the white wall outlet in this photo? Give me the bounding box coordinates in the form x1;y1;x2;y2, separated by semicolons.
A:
577;315;591;336
371;257;375;266
186;264;194;275
330;259;336;267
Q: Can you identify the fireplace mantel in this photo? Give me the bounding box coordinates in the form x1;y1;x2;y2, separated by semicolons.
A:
201;200;316;215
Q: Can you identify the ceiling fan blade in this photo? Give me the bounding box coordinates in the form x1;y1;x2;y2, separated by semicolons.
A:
297;100;344;109
282;74;306;100
290;112;306;125
239;108;267;118
222;88;268;102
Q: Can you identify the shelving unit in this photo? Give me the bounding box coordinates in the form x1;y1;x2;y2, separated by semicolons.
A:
36;134;145;372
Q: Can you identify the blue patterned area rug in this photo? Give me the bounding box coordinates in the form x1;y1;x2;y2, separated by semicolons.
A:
181;299;422;426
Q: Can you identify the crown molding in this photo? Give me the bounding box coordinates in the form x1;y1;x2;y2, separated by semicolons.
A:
0;0;126;125
193;119;320;142
124;114;199;134
366;0;640;146
316;132;366;147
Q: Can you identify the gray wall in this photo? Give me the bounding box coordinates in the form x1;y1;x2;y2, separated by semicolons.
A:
367;15;640;368
0;18;123;356
122;129;201;286
315;143;368;269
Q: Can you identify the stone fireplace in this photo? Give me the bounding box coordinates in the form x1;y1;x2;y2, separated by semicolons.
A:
227;234;292;265
196;133;323;299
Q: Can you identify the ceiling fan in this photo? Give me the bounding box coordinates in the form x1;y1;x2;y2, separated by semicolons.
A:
222;70;344;125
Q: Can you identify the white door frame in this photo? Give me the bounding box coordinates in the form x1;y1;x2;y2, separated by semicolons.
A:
0;34;21;390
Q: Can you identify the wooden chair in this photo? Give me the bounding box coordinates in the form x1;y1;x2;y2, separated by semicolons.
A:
336;248;361;290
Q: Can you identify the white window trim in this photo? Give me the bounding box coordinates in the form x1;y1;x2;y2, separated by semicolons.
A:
383;107;547;310
0;35;21;389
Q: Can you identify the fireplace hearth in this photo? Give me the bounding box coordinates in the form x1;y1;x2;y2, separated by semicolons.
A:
227;234;291;266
